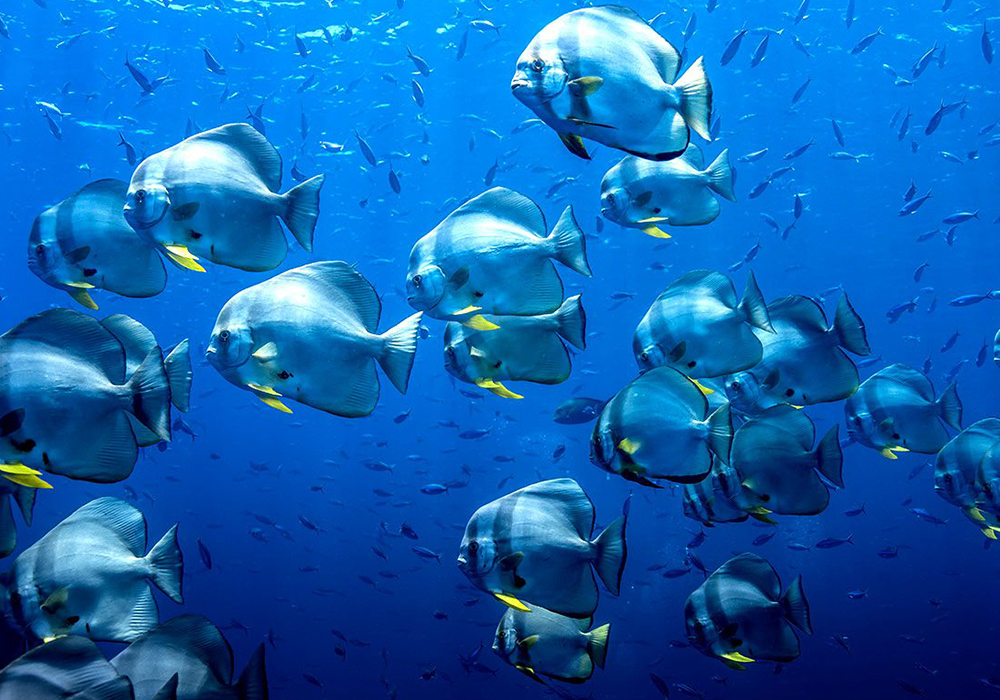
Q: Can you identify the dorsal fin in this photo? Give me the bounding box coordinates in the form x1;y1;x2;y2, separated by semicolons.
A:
185;123;282;192
279;261;381;332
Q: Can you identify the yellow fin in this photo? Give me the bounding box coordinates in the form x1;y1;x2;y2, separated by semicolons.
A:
691;378;715;396
476;379;523;400
0;463;42;476
464;314;500;331
617;437;641;455
747;505;772;515
636;216;669;224
63;281;96;289
256;395;292;414
568;75;604;96
494;593;531;612
2;473;54;489
879;448;899;460
247;383;282;397
66;288;98;310
892;446;910;453
641;225;671;239
721;651;756;663
967;507;987;523
983;527;997;540
452;305;483;316
789;404;804;410
163;245;206;272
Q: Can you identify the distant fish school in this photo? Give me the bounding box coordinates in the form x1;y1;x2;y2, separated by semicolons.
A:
0;1;996;696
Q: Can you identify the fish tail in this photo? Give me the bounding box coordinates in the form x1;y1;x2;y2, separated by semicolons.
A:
281;174;326;253
126;348;172;442
779;574;812;634
548;205;592;277
587;623;611;669
552;294;587;350
145;523;184;603
592;496;629;596
832;294;871;355
236;644;269;700
164;340;193;413
706;402;733;465
705;148;736;202
673;56;713;141
737;271;773;332
815;424;845;488
936;381;963;431
377;312;422;394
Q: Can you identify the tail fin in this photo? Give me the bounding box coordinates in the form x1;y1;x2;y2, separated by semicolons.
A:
145;523;184;603
235;644;269;700
548;206;592;277
937;382;963;431
674;56;712;141
281;174;325;253
377;313;422;394
705;148;736;201
592;496;629;596
706;402;733;465
552;295;587;350
737;271;773;332
587;623;611;669
126;348;171;442
833;295;871;355
814;425;844;488
164;340;192;413
779;575;812;634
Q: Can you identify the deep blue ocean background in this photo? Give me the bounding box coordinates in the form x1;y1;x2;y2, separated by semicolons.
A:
1;0;998;697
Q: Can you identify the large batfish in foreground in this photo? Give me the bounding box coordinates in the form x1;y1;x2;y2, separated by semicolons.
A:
1;497;183;644
406;187;591;328
124;123;325;273
208;261;421;418
0;635;133;700
685;553;811;669
111;614;268;700
29;179;167;310
0;309;191;484
458;478;628;618
512;6;712;160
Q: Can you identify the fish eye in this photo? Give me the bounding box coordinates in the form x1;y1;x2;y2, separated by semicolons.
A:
531;58;544;73
943;474;952;483
639;352;649;363
468;541;479;555
219;330;230;343
730;380;741;390
135;189;146;202
65;615;80;625
34;244;45;255
413;274;422;288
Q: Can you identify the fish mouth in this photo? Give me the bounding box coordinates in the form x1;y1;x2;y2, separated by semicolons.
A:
124;206;167;231
510;79;530;92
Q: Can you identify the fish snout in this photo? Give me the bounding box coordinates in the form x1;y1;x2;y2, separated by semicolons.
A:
510;76;530;92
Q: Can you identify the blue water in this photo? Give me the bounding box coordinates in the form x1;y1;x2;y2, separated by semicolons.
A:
1;0;999;697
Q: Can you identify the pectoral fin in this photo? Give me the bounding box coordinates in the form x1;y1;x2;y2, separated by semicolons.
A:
519;635;540;650
252;342;279;363
617;437;641;455
247;383;281;397
464;315;500;331
494;593;531;612
966;507;986;523
1;472;53;490
568;76;604;97
558;132;590;160
41;587;69;614
170;202;200;221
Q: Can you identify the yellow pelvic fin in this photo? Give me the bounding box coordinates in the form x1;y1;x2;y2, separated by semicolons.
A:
617;437;641;455
691;378;715;396
636;216;669;224
641;225;671;239
476;379;523;400
463;314;500;332
2;472;54;489
66;288;98;310
247;383;282;397
163;245;206;273
967;507;987;523
747;505;772;515
789;404;804;410
892;446;910;453
63;281;96;289
0;463;42;476
879;448;899;460
720;651;756;663
452;305;483;316
256;395;293;414
983;527;998;540
493;593;531;612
